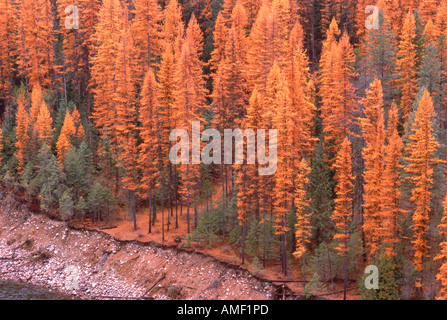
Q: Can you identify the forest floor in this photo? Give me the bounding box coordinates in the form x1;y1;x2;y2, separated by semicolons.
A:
0;191;277;300
84;202;360;300
0;185;360;300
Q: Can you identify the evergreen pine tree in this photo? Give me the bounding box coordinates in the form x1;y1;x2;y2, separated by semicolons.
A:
309;139;334;246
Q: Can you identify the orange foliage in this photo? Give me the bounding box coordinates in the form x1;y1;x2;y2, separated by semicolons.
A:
16;0;57;90
90;0;124;145
71;107;85;141
35;100;53;147
138;68;159;199
293;159;312;260
57;0;100;101
435;192;447;300
15;92;30;175
333;137;354;257
176;15;207;233
114;13;138;193
381;102;404;257
56;110;75;165
131;0;161;80
319;26;357;164
405;89;440;287
0;0;14;104
396;10;417;125
245;3;273;95
360;78;386;259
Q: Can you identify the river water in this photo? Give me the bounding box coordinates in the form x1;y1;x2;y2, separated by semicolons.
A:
0;279;75;300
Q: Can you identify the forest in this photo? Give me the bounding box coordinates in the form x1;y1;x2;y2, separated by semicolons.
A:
1;0;447;300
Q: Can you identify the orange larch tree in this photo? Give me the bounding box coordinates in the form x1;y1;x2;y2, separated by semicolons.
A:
245;2;273;95
381;0;404;39
71;106;85;144
57;0;100;106
90;0;128;200
381;102;403;257
157;43;177;240
114;13;139;231
35;99;53;147
404;89;440;292
0;0;14;105
139;67;160;233
270;63;294;275
209;12;228;75
271;0;292;70
360;78;386;260
396;10;418;126
293;158;312;287
30;84;44;125
176;15;207;234
242;0;261;27
236;84;266;253
319;16;340;129
219;5;248;129
15;91;30;175
131;0;161;81
320;27;357;165
333;137;355;301
418;0;438;24
16;0;58;90
354;0;369;46
212;5;249;205
28;84;49;157
90;0;124;146
437;0;447;33
435;192;447;300
56;110;76;165
230;0;249;50
160;0;186;235
162;0;184;63
55;106;85;166
221;0;238;25
423;18;439;46
321;0;341;34
287;21;317;160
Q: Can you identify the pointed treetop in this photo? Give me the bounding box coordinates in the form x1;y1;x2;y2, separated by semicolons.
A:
424;18;439;44
327;17;341;41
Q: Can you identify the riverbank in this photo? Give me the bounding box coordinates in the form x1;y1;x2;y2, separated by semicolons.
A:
0;192;276;300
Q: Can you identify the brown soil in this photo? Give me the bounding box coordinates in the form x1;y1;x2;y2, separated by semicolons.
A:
0;185;360;300
0;191;278;300
83;200;360;300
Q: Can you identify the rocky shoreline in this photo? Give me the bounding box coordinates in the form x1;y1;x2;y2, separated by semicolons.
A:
0;216;157;300
0;193;275;300
0;243;149;300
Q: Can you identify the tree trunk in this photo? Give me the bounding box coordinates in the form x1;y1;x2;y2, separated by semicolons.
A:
148;191;152;234
186;164;190;234
194;201;198;229
303;255;306;290
263;192;266;267
221;163;226;207
343;255;348;301
161;182;165;241
152;193;156;226
241;221;246;265
132;190;137;231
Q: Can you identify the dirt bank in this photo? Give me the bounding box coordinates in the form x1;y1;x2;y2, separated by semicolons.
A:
0;192;280;300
